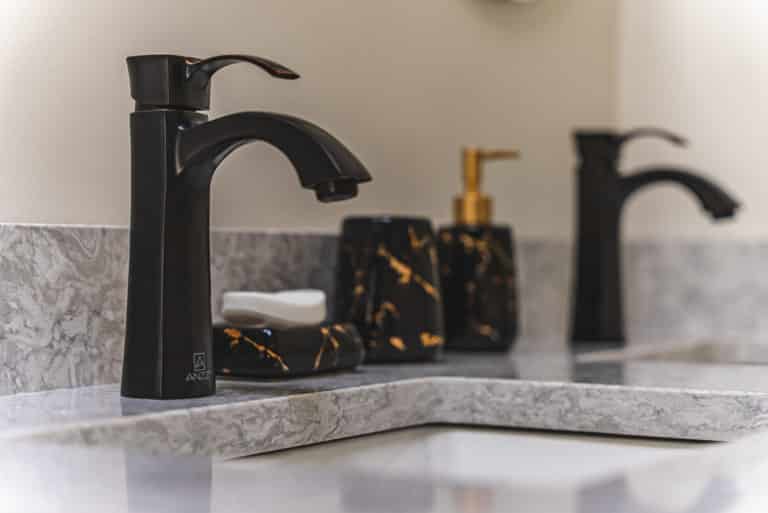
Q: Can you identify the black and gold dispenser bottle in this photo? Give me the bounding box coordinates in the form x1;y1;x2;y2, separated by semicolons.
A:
437;147;519;351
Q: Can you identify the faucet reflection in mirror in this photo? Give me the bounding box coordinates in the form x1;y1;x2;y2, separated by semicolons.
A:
570;128;740;348
121;54;372;399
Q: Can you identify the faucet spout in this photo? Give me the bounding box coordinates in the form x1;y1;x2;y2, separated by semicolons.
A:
178;112;371;199
620;167;739;219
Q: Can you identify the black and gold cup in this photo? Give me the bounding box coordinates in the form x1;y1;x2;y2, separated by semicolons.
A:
334;216;445;362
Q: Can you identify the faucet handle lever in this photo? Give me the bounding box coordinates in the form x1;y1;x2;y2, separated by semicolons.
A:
187;54;300;85
127;54;299;111
618;127;688;147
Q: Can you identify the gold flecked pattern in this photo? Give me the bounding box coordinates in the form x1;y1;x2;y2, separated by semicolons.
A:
224;328;290;372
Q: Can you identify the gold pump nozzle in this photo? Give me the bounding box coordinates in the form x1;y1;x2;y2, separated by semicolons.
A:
454;147;520;225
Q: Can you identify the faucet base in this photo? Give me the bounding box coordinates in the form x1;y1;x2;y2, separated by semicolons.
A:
121;383;217;400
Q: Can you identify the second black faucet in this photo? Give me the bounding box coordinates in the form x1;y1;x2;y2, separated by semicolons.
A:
570;128;739;347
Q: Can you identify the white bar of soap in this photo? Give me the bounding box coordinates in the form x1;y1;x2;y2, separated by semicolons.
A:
221;290;327;328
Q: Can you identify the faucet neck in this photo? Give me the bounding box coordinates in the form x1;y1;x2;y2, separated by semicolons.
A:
122;109;216;399
571;159;625;345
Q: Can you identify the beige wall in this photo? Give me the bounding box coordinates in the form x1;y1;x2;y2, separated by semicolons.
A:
3;1;763;241
617;0;768;240
0;0;617;239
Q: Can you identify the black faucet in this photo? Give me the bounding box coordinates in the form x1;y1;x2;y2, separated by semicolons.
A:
570;128;739;348
121;54;372;399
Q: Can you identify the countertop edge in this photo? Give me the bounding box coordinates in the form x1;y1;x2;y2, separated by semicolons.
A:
4;375;768;459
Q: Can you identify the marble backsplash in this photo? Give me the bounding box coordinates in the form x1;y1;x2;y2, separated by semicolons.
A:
0;224;764;396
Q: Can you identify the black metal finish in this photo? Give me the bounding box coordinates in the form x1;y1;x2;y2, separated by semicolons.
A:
570;128;740;347
126;54;299;111
334;217;445;362
213;323;365;378
122;54;371;399
437;225;517;351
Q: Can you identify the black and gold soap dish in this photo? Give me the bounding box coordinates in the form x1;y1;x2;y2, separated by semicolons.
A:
213;323;365;378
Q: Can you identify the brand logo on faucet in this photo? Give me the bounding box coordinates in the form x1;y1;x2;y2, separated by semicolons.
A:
186;352;211;382
193;352;206;372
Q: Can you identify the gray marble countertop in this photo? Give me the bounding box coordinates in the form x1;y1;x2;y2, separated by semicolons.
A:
4;344;768;459
5;341;768;512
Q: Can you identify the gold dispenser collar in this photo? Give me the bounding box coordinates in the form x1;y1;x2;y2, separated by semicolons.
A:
454;147;520;225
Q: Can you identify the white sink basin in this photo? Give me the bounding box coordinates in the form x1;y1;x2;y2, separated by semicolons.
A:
0;425;755;513
224;426;704;487
212;427;710;513
0;427;715;513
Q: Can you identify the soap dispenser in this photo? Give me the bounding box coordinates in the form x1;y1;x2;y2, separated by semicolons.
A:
437;147;519;351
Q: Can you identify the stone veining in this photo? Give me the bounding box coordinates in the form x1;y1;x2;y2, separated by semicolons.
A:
3;353;768;459
0;224;767;395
